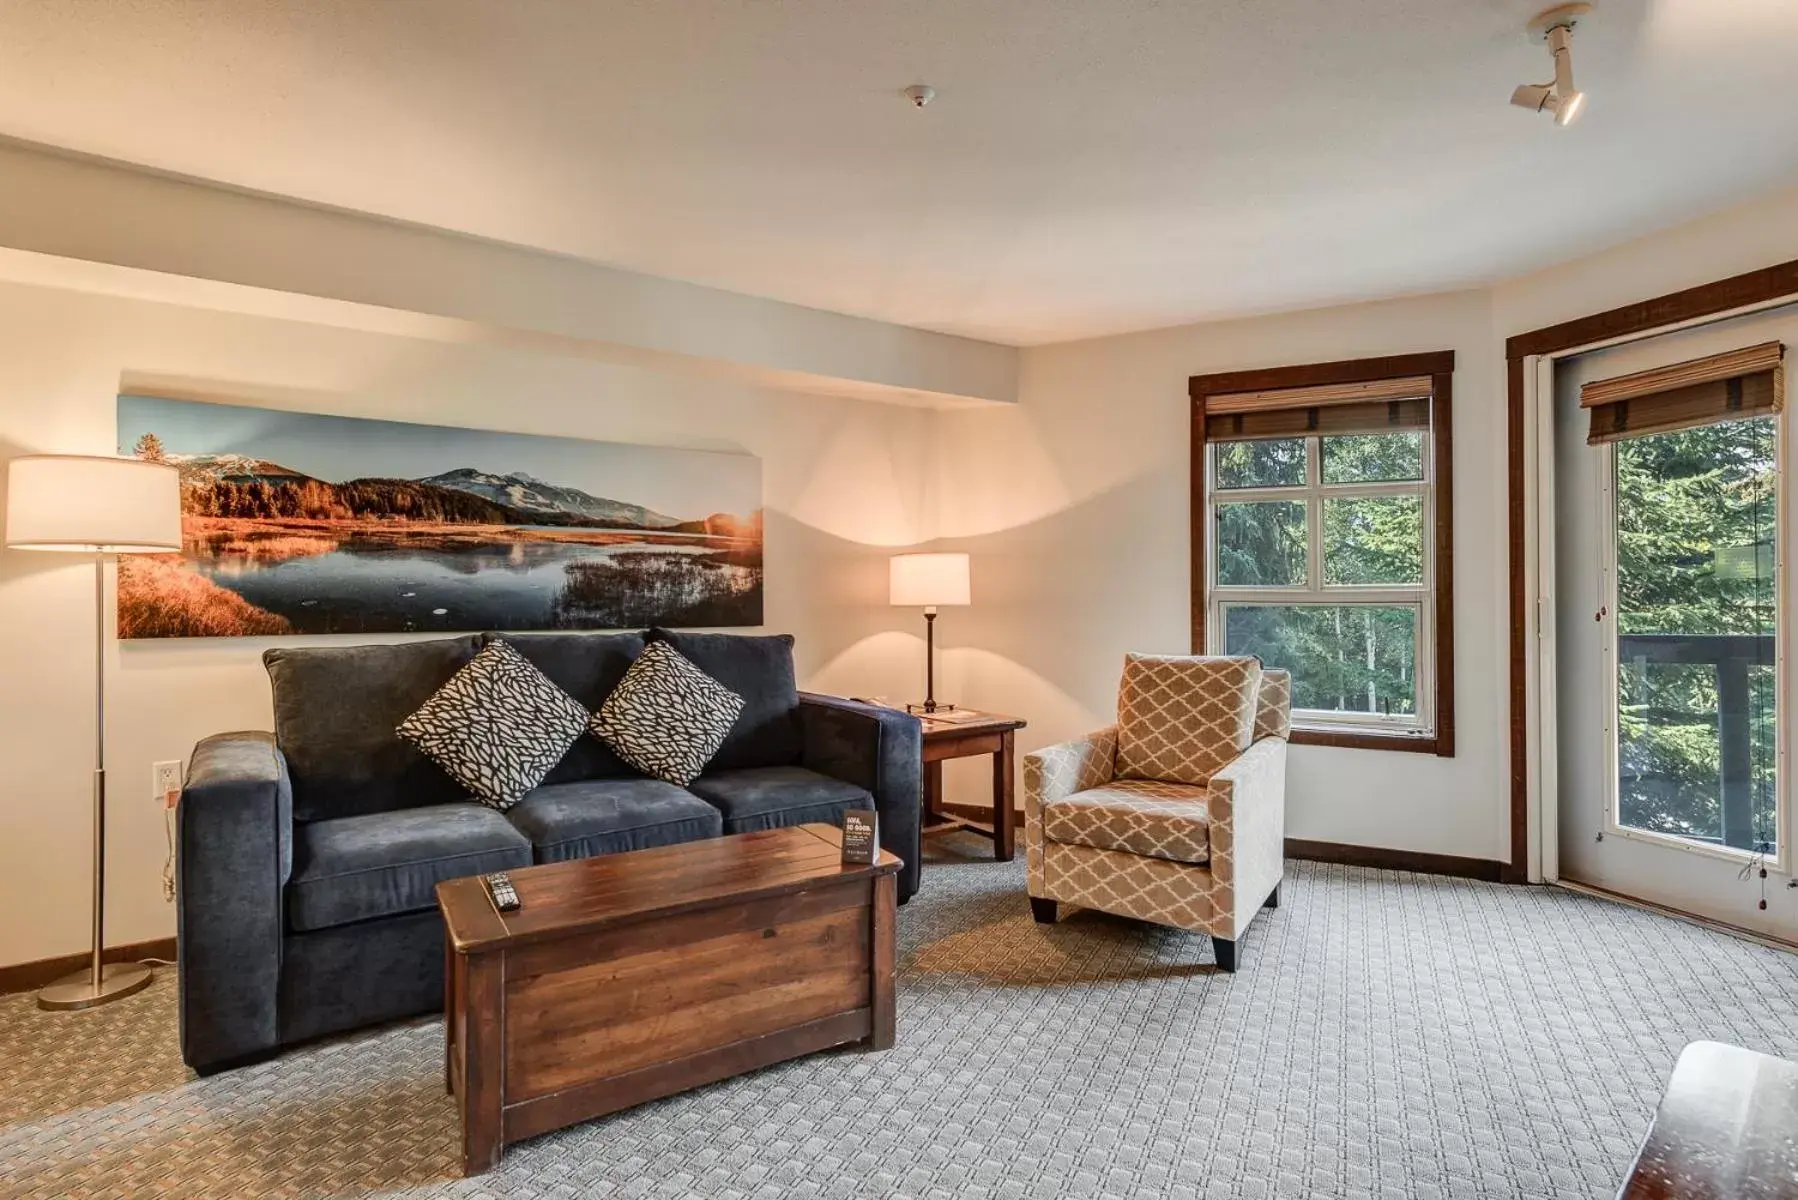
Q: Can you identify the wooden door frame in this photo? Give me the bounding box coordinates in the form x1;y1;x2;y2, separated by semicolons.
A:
1504;258;1798;883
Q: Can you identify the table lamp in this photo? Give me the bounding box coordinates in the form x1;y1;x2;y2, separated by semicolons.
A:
5;454;182;1010
889;552;969;714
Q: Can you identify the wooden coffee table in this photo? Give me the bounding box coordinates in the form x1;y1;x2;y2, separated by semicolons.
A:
436;823;901;1176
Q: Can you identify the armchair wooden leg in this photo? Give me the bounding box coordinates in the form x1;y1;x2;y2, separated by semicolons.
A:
1029;897;1057;924
1211;936;1237;973
1264;883;1280;910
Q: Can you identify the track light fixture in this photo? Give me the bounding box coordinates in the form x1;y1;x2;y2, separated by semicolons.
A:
1510;3;1591;127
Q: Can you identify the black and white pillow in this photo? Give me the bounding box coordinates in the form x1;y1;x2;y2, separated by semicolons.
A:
397;639;589;811
592;641;744;786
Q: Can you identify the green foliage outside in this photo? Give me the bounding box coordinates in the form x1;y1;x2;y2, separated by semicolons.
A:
1613;419;1777;853
1213;434;1425;718
1213;420;1781;853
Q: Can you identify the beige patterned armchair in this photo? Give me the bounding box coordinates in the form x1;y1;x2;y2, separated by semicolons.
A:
1023;655;1290;972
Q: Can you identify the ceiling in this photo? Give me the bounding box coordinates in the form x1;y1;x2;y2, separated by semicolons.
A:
0;0;1795;346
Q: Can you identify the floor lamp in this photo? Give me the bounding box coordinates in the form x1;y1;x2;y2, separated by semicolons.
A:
5;454;181;1010
889;552;970;714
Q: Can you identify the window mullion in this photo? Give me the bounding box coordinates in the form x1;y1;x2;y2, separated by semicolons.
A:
1307;436;1324;589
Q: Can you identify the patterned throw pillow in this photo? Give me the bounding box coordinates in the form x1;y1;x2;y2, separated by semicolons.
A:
592;641;745;786
1114;654;1263;786
396;639;589;811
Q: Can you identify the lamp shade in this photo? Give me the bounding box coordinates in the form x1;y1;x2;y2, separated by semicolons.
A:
889;552;970;607
5;454;182;553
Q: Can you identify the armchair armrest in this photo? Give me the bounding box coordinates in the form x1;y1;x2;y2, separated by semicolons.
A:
177;731;292;1074
1023;727;1118;893
796;694;923;902
1023;726;1118;809
1206;737;1286;939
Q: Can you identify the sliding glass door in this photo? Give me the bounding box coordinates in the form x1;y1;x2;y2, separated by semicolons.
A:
1555;314;1794;941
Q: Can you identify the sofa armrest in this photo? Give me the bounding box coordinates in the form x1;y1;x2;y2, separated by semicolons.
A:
177;731;292;1074
797;694;923;902
1207;737;1286;939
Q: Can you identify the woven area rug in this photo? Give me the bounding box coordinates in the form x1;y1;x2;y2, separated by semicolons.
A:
2;841;1795;1199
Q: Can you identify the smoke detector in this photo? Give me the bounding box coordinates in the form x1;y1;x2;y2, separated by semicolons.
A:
1510;3;1591;127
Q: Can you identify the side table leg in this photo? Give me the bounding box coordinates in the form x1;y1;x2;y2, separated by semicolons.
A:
924;759;944;823
459;951;505;1176
993;731;1017;861
869;874;896;1051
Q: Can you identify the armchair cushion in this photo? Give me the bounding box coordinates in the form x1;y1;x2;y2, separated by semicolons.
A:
286;803;530;932
1114;654;1261;786
1040;779;1211;865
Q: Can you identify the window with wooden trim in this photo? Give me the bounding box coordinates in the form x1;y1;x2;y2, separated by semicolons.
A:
1190;352;1455;755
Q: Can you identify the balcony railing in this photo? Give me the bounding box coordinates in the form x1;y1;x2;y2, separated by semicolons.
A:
1616;632;1774;853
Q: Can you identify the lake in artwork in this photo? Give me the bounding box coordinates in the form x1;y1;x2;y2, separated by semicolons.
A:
114;397;762;638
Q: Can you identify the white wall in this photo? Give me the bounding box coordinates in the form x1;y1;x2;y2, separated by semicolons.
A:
928;290;1510;860
0;278;938;966
926;179;1798;864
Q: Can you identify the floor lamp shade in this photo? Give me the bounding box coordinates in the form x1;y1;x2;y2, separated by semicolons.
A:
5;454;182;553
4;454;180;1012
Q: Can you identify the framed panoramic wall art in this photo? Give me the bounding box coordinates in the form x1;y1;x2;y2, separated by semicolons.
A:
114;396;763;638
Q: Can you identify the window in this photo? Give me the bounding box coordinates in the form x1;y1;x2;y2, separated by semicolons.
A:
1190;353;1455;754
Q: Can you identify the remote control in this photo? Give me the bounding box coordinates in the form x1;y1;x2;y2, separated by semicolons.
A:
485;872;521;912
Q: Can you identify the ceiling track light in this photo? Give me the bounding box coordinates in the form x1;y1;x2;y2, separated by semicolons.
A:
1510;2;1591;127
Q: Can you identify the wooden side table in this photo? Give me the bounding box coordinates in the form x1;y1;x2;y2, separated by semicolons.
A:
917;710;1027;861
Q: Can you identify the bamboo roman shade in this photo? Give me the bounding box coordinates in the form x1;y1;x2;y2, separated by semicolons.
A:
1203;375;1433;442
1582;341;1785;446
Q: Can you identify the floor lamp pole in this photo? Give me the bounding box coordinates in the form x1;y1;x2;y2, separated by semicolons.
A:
38;554;153;1011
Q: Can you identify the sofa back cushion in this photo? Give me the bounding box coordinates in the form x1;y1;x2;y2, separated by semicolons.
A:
264;636;481;821
483;631;646;784
647;629;801;770
1114;653;1262;786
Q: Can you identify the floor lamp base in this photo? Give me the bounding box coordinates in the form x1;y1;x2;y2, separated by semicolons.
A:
37;962;153;1011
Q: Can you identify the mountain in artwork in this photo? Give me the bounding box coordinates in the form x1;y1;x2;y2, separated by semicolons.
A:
418;468;684;529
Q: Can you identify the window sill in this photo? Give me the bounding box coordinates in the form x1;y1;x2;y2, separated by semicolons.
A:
1290;726;1447;756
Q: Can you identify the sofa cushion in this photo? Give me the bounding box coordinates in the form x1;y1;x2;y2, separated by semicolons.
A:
286;803;530;933
1114;654;1262;787
483;632;646;783
397;640;590;811
264;637;482;821
648;630;801;770
506;778;724;862
686;766;872;834
592;641;744;785
1040;779;1212;865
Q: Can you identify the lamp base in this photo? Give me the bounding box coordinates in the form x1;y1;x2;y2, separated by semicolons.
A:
37;962;154;1011
905;701;957;715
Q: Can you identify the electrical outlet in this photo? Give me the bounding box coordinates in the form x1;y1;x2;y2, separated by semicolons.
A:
153;760;183;808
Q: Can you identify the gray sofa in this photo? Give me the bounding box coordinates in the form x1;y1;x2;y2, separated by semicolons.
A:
176;628;922;1076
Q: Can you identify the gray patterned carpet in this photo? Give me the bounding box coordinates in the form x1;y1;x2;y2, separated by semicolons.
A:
3;841;1795;1199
